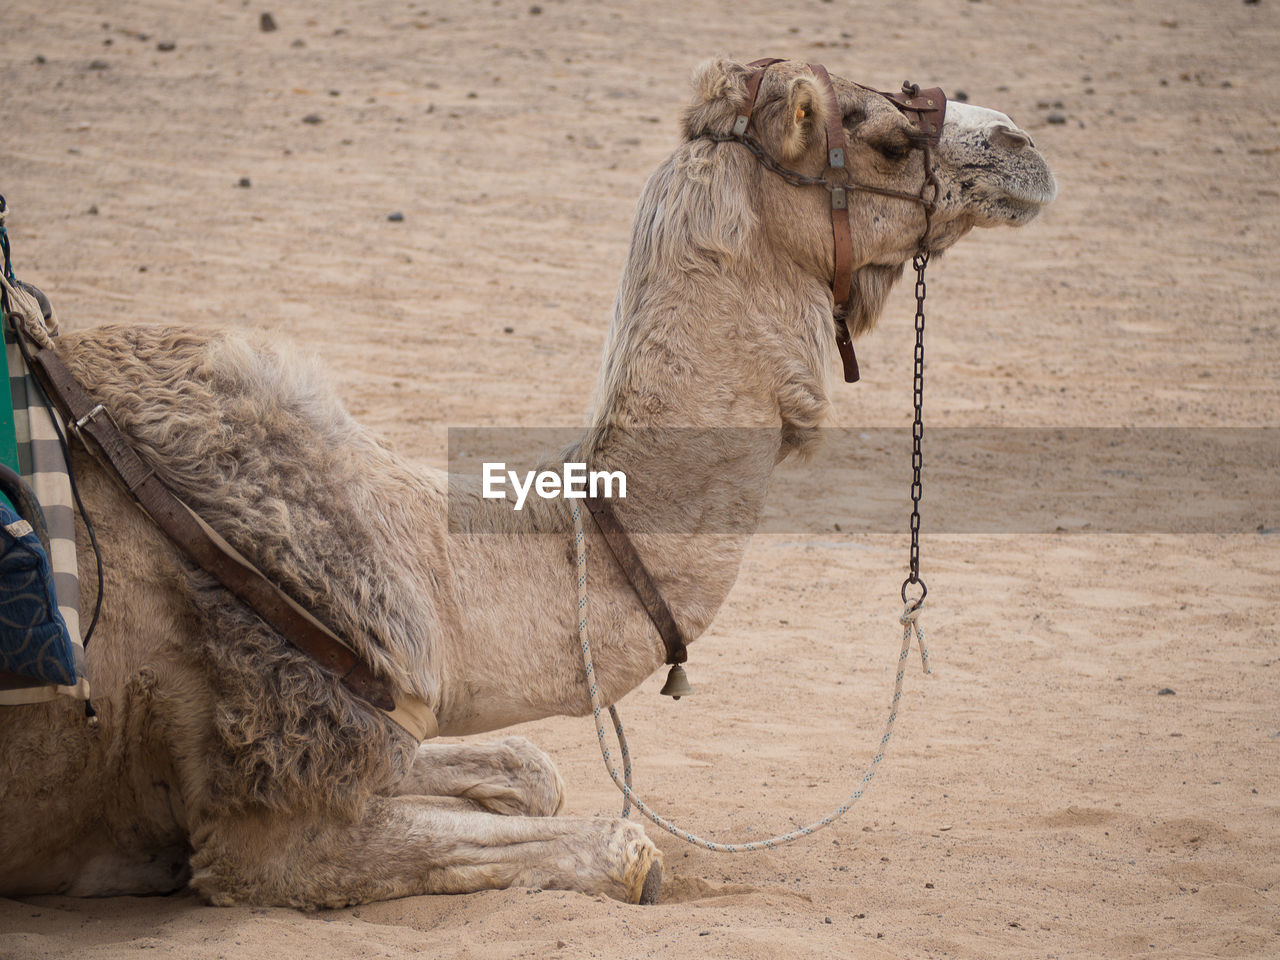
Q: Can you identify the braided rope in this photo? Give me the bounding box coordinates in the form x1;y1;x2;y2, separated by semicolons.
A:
572;501;930;851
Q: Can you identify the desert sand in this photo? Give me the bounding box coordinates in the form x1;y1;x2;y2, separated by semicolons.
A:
1;0;1277;957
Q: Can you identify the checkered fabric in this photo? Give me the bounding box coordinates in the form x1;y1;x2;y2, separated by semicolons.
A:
0;211;88;704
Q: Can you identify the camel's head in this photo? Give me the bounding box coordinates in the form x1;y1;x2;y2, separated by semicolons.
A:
680;59;1056;330
598;59;1057;448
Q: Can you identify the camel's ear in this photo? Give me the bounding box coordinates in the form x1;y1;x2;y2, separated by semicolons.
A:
779;75;828;162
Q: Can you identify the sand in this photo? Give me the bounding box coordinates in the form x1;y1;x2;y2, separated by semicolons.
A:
1;0;1277;957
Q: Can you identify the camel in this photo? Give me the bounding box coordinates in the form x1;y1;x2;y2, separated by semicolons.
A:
0;59;1055;907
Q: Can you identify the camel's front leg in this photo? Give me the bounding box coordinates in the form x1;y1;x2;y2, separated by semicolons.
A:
388;737;565;817
189;797;661;907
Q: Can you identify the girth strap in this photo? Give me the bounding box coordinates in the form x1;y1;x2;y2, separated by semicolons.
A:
583;494;687;667
21;340;437;741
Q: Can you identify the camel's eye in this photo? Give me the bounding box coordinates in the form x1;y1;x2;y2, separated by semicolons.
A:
873;136;911;162
842;107;866;128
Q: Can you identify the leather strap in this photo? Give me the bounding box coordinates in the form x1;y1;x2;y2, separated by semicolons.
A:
728;62;946;385
732;57;786;136
24;341;439;739
834;319;861;382
883;86;947;143
741;60;860;383
807;62;860;383
583;494;687;666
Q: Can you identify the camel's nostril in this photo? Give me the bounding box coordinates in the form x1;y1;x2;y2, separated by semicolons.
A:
990;123;1033;151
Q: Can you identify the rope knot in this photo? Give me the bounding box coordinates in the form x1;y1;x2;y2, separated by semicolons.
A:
899;600;932;675
898;599;923;626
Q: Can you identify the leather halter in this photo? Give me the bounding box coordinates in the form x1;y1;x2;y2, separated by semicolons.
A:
725;59;946;383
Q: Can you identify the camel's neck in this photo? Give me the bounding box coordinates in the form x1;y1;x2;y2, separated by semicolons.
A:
566;275;797;639
433;305;790;734
435;292;830;735
431;153;837;735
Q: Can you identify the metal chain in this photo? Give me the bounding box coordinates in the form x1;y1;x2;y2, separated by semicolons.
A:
902;249;928;605
699;132;829;188
902;147;939;607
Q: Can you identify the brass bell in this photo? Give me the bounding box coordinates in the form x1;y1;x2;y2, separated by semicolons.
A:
659;663;693;699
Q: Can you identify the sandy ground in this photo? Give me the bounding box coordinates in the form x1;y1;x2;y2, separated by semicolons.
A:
2;0;1278;957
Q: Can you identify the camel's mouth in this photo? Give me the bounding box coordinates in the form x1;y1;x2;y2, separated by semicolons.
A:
939;101;1057;228
1005;174;1059;211
967;175;1058;228
988;190;1054;224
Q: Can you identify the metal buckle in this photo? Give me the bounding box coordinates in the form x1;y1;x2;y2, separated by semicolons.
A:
731;114;749;137
72;403;111;436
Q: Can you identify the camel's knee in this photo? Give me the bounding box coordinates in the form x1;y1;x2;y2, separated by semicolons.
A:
468;736;566;818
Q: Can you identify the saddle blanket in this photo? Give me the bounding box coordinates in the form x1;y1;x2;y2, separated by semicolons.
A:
0;257;88;704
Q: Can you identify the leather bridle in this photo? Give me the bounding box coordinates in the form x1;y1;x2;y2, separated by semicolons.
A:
698;59;946;383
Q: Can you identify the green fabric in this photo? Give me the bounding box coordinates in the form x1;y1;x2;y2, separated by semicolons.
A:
0;305;18;511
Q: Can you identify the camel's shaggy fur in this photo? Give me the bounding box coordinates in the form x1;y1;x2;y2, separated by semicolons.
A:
0;58;1055;906
58;325;432;816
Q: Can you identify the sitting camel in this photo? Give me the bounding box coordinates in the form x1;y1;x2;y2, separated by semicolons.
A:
0;59;1054;906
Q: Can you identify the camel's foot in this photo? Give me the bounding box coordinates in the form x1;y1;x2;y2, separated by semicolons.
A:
615;820;662;905
512;817;661;904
